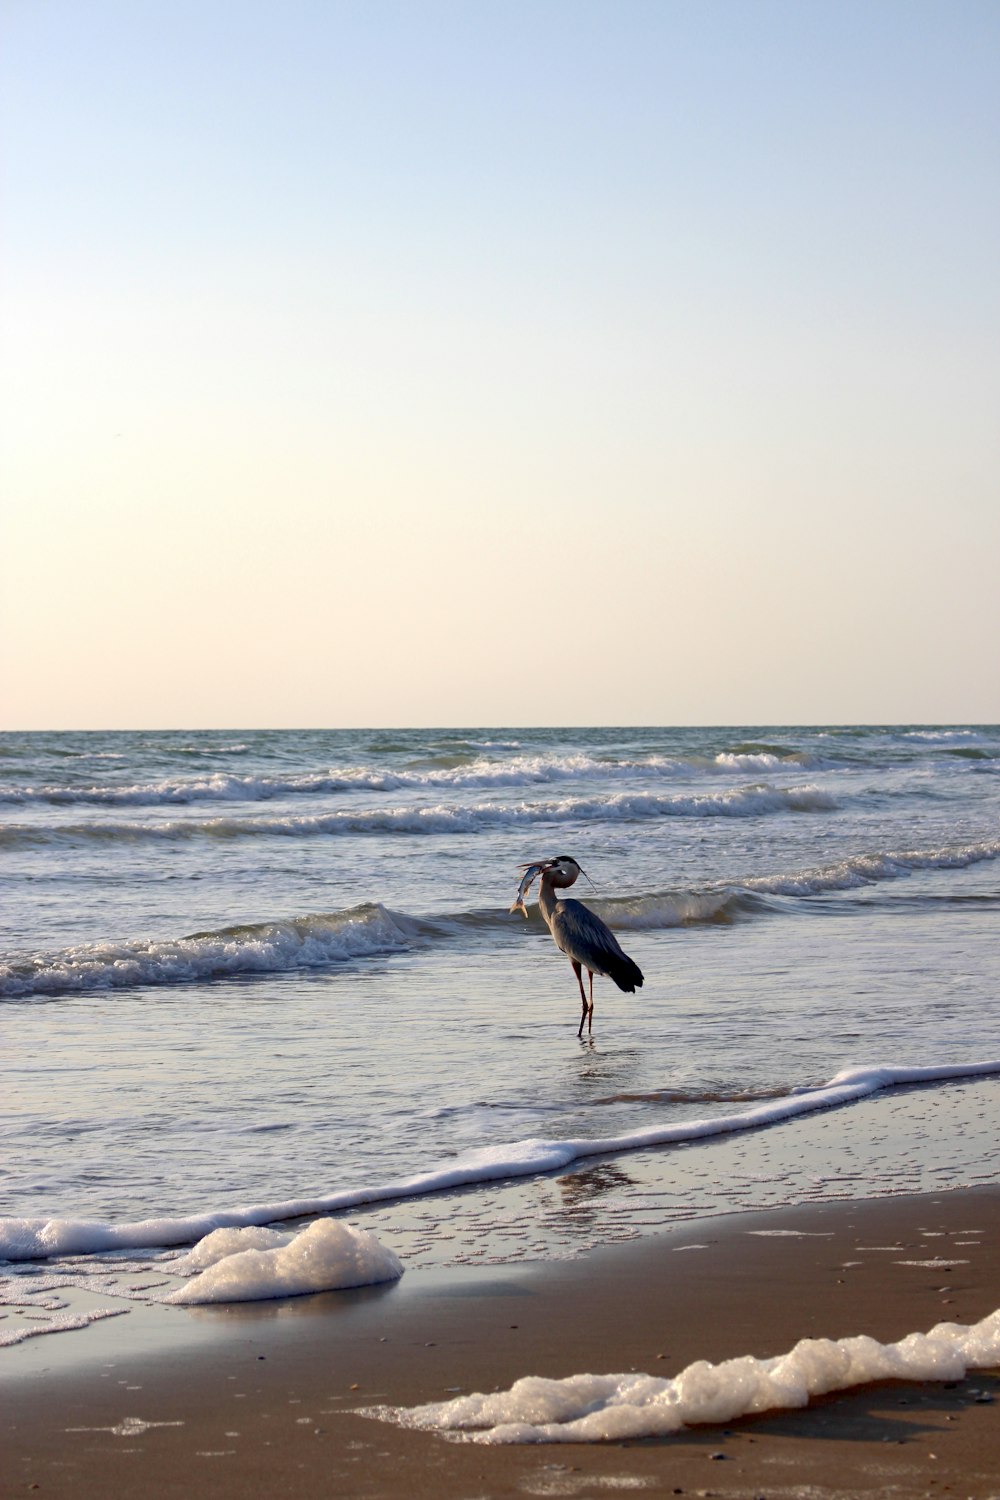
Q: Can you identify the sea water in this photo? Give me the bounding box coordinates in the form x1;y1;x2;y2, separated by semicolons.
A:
2;725;999;1263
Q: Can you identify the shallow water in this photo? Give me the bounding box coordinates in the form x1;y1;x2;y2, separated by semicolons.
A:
2;724;998;1248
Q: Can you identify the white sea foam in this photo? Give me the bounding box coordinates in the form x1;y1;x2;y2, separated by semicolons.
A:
903;729;994;745
164;1219;403;1304
372;1307;1000;1442
0;761;615;806
0;1307;128;1348
0;904;414;998
714;751;810;771
0;784;838;848
170;1225;288;1271
2;1061;997;1262
746;839;1000;895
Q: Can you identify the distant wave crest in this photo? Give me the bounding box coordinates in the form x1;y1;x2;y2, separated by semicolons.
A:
0;750;822;807
0;783;837;848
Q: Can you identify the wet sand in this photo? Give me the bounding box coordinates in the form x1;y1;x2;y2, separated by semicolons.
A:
3;1186;999;1499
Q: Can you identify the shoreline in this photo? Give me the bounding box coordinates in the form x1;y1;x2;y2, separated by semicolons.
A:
7;1071;999;1274
4;1185;1000;1497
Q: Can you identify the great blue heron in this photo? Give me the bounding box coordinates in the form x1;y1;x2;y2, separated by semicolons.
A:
511;855;644;1037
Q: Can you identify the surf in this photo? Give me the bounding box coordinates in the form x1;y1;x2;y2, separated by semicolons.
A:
3;1061;999;1262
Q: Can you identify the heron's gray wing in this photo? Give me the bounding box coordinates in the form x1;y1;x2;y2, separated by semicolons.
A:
551;899;628;968
551;899;644;992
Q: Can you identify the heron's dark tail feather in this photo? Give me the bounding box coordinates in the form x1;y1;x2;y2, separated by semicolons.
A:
607;954;644;993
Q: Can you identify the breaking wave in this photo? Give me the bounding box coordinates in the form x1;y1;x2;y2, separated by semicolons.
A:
0;784;837;848
902;729;995;745
0;904;418;999
601;839;1000;929
4;838;997;1000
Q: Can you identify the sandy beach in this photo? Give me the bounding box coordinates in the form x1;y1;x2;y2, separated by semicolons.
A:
3;1185;999;1499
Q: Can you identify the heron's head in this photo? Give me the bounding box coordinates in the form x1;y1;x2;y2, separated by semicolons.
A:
544;854;590;889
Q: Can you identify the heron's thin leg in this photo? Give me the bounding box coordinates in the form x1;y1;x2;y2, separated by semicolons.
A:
572;960;588;1037
587;970;595;1034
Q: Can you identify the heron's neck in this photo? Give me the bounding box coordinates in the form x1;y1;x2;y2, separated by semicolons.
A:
538;874;569;928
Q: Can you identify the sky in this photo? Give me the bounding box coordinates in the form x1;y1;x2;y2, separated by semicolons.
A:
2;0;998;730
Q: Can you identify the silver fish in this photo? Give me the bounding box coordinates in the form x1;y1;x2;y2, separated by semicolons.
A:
509;862;547;918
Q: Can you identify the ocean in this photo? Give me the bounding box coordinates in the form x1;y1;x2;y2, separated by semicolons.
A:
1;724;999;1280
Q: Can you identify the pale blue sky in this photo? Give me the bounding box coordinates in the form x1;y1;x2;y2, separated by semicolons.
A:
2;0;998;728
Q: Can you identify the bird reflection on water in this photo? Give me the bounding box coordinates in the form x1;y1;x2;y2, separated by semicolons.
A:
555;1163;638;1220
